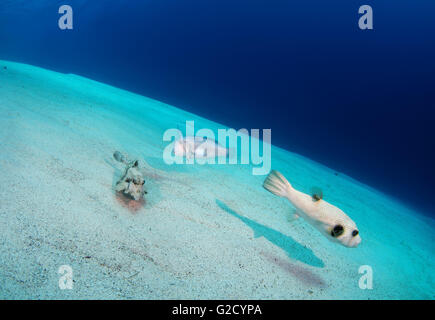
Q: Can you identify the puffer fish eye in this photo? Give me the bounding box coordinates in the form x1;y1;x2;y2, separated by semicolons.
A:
352;230;359;237
331;224;344;237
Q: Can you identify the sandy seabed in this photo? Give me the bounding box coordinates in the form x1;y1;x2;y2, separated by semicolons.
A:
0;60;434;299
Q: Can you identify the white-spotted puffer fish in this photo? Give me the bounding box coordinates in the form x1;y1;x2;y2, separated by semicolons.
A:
263;170;361;248
173;136;229;159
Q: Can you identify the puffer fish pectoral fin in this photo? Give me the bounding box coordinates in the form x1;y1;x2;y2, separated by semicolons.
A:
287;209;301;222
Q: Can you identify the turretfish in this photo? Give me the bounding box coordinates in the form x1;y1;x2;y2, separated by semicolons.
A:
113;151;146;201
263;170;361;248
173;136;229;159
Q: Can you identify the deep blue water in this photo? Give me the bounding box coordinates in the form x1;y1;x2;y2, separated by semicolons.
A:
0;1;434;216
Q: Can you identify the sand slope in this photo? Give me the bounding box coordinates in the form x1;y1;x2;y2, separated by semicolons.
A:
0;60;433;299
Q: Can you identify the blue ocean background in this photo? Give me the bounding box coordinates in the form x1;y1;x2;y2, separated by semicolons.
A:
0;0;434;216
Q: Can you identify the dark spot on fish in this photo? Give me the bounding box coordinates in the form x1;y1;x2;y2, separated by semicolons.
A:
312;194;321;201
311;187;323;202
352;230;359;237
331;224;344;237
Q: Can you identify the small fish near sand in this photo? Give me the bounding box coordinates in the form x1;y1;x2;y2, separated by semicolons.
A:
173;136;229;159
113;151;147;202
263;170;361;248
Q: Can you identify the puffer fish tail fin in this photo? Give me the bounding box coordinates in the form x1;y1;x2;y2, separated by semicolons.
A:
263;170;292;198
114;151;127;164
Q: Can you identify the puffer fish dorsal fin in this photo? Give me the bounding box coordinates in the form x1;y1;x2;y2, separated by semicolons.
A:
311;187;323;202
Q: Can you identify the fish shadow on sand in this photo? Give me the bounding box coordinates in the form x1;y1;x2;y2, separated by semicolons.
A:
260;251;326;288
216;199;325;268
